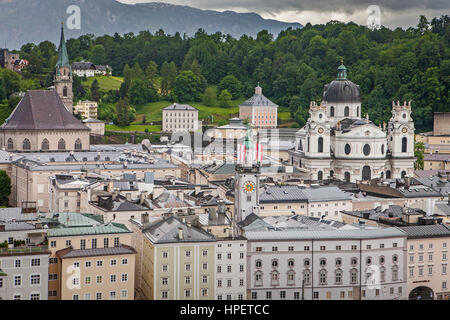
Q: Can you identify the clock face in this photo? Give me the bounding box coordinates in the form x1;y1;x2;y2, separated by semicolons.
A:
243;181;256;194
318;128;324;134
402;127;408;133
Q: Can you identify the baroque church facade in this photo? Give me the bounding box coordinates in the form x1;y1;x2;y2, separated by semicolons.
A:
0;24;90;152
288;63;415;182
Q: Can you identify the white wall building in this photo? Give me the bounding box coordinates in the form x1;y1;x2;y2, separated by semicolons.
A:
241;215;407;300
288;63;415;182
215;238;247;300
162;104;199;133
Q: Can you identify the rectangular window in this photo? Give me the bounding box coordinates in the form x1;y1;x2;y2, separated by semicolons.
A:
114;237;120;247
30;274;40;285
14;275;21;286
30;293;40;300
121;290;128;299
31;259;40;267
121;273;128;282
15;259;21;268
104;238;109;248
110;275;117;283
92;239;97;249
110;259;117;266
80;239;86;250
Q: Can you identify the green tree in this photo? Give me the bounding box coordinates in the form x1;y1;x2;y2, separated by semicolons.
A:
128;79;159;105
161;61;177;96
414;141;425;170
173;70;205;102
88;44;107;65
203;87;217;106
90;79;100;101
0;171;11;207
115;98;133;127
218;75;242;100
218;89;232;108
145;61;159;86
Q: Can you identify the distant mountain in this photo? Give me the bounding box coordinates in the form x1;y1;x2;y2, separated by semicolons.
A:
0;0;302;49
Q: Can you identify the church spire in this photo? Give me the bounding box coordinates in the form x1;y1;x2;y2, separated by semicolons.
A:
56;22;70;68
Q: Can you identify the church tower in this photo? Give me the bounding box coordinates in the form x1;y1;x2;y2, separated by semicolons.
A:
388;101;415;178
54;23;73;113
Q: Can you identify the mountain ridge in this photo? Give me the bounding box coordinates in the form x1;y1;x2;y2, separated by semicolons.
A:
0;0;302;49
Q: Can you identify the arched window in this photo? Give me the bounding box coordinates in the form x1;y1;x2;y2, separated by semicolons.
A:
287;270;296;286
255;260;262;268
307;137;310;153
271;259;278;268
381;172;384;178
402;137;407;153
344;172;351;182
41;139;49;150
392;266;399;281
287;259;295;268
63;86;68;97
255;271;263;287
7;138;13;150
22;138;31;150
319;258;327;267
270;271;280;286
74;138;82;151
319;269;327;285
335;269;343;285
350;268;358;284
357;106;360;117
401;171;407;178
303;269;311;286
381;144;385;155
344;106;350;117
330;106;335;117
58;138;66;150
362;166;371;180
386;170;392;179
380;266;386;283
318;137;323;153
318;171;323;181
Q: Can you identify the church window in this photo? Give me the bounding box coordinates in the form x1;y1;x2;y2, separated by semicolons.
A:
58;138;66;150
363;144;371;156
344;106;349;117
22;139;31;150
330;106;334;117
318;137;323;153
402;113;406;119
386;170;391;179
41;139;49;150
63;86;68;97
75;139;82;151
345;144;351;155
307;137;310;153
357;106;360;117
7;138;13;150
402;137;407;153
381;144;385;155
362;166;371;180
344;172;350;182
318;171;323;181
401;171;407;178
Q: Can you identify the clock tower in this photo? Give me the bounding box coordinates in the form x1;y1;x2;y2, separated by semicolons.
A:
234;128;260;235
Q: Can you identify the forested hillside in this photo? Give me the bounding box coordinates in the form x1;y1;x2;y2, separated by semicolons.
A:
1;15;449;131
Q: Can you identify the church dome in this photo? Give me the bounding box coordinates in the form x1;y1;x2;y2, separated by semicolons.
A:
323;64;361;103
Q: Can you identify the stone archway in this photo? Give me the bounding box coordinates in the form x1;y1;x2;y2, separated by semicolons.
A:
409;286;434;300
362;166;371;181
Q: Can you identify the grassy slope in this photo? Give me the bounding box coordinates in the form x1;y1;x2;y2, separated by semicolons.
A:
82;76;123;91
105;124;161;132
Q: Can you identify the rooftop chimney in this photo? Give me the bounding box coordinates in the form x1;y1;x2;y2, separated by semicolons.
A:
141;213;149;224
178;227;183;240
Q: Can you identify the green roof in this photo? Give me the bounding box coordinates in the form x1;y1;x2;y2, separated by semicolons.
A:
0;269;7;276
56;23;70;68
52;212;102;228
47;223;131;237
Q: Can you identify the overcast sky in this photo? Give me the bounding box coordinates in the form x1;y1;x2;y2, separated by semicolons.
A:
117;0;449;28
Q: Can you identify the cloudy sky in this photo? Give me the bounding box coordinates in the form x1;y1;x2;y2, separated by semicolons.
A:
118;0;449;28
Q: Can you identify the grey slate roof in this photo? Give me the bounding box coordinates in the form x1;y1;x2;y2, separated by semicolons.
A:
240;93;278;108
143;216;216;244
245;227;406;241
323;79;361;103
302;186;352;202
58;245;136;259
1;221;36;231
0;208;39;222
397;224;450;239
1;90;90;131
260;186;307;203
163;103;197;111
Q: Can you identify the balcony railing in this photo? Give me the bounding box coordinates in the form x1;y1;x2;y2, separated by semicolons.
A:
0;246;49;256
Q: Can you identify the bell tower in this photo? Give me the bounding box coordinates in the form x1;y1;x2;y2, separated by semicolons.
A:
233;129;260;235
54;23;73;113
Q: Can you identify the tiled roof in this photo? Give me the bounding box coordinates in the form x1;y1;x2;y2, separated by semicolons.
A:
397;224;450;239
245;227;406;241
47;223;131;237
240;94;278;108
57;245;136;259
0;90;90;130
163;103;197;111
259;186;307;203
143;216;215;244
424;154;450;161
0;208;39;222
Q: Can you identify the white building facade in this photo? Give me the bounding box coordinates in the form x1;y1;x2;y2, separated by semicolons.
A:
215;238;247;300
288;64;415;182
162;104;199;133
245;227;407;300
